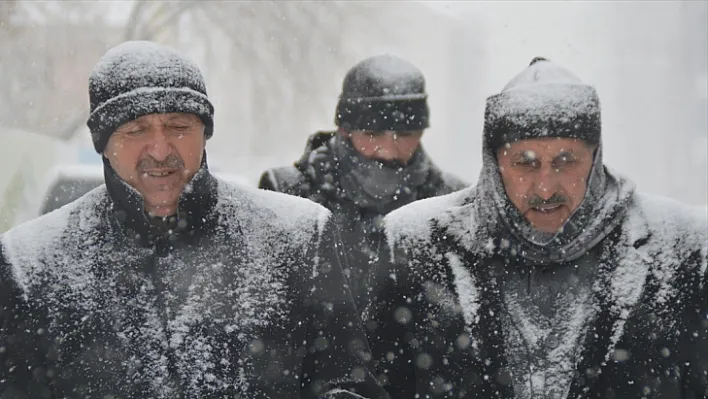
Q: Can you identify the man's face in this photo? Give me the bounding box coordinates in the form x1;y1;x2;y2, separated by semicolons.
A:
496;137;596;233
104;113;206;217
345;129;423;165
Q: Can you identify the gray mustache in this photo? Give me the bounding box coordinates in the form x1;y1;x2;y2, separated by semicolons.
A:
137;154;184;171
527;192;567;207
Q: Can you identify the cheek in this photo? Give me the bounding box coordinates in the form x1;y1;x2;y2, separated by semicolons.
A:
563;173;590;200
174;136;205;169
351;137;379;156
499;170;532;203
398;137;421;153
106;143;140;176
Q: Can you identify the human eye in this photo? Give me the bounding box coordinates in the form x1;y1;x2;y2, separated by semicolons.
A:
167;121;191;131
118;125;145;137
553;153;578;168
513;157;537;169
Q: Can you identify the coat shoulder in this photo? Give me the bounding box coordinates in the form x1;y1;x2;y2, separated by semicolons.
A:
1;186;107;255
217;179;331;239
257;165;307;195
384;186;474;248
0;185;108;292
631;192;707;281
634;192;707;244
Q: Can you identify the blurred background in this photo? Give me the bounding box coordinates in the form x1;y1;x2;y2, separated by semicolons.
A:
0;0;706;232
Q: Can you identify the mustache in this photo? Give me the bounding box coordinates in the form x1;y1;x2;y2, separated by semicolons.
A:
527;192;567;207
136;154;184;171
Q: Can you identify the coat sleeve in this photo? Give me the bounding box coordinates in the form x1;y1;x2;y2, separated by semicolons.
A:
258;166;307;195
681;246;708;398
360;231;417;399
257;169;279;191
0;246;56;399
299;214;390;399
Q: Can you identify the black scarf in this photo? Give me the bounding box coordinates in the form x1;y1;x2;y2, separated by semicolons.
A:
333;134;431;213
296;132;433;214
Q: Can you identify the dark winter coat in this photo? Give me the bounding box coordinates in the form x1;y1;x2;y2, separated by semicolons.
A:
0;163;389;399
258;131;468;311
363;174;708;399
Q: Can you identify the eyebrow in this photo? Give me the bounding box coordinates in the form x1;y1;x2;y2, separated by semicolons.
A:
553;150;578;161
115;120;144;131
511;150;581;163
512;151;538;161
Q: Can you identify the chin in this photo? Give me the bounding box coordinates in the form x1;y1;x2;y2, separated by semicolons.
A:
525;215;565;234
145;196;180;214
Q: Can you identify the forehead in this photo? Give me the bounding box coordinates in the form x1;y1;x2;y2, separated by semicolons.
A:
350;129;423;138
126;113;201;125
503;137;590;155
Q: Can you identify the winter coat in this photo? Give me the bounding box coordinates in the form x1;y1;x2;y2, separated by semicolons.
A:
259;131;468;311
0;164;389;399
363;174;708;399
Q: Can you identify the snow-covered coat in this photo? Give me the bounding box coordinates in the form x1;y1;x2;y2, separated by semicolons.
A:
363;174;708;399
0;164;389;399
259;131;468;311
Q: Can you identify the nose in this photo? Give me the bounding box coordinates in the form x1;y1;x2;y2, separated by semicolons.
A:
372;131;399;161
145;127;172;162
534;164;560;200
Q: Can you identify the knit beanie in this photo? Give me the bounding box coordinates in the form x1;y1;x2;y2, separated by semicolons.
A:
335;54;429;132
483;57;601;150
87;40;214;153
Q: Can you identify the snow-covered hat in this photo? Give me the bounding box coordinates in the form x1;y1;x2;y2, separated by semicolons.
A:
335;54;429;132
87;41;214;153
483;57;601;150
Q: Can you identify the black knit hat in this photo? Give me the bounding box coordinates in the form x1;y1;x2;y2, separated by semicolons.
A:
335;54;429;132
87;41;214;153
483;57;601;150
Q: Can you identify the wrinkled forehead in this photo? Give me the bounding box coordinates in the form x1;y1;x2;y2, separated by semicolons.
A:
498;137;594;156
347;129;424;138
117;112;203;128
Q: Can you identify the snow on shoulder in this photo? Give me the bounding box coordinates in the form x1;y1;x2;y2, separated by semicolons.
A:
384;187;471;248
214;179;332;247
1;185;107;294
634;192;708;271
635;192;708;239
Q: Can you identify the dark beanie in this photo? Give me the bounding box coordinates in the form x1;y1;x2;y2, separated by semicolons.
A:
335;54;429;132
87;41;214;153
483;57;601;150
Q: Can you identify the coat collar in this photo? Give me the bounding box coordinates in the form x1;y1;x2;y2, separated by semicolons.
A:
103;154;218;246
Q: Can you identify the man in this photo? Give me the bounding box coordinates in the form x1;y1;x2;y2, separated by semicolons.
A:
364;57;708;398
0;41;388;399
259;55;467;310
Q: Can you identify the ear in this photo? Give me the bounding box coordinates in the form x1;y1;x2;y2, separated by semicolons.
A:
102;140;112;159
337;127;350;137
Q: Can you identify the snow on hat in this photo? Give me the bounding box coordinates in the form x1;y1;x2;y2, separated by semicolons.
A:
335;54;429;132
483;57;601;150
87;40;214;153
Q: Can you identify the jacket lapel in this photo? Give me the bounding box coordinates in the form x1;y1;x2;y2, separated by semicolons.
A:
434;205;509;396
568;204;653;397
440;189;654;398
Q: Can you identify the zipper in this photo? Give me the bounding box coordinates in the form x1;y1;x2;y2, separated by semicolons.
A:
149;240;185;399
